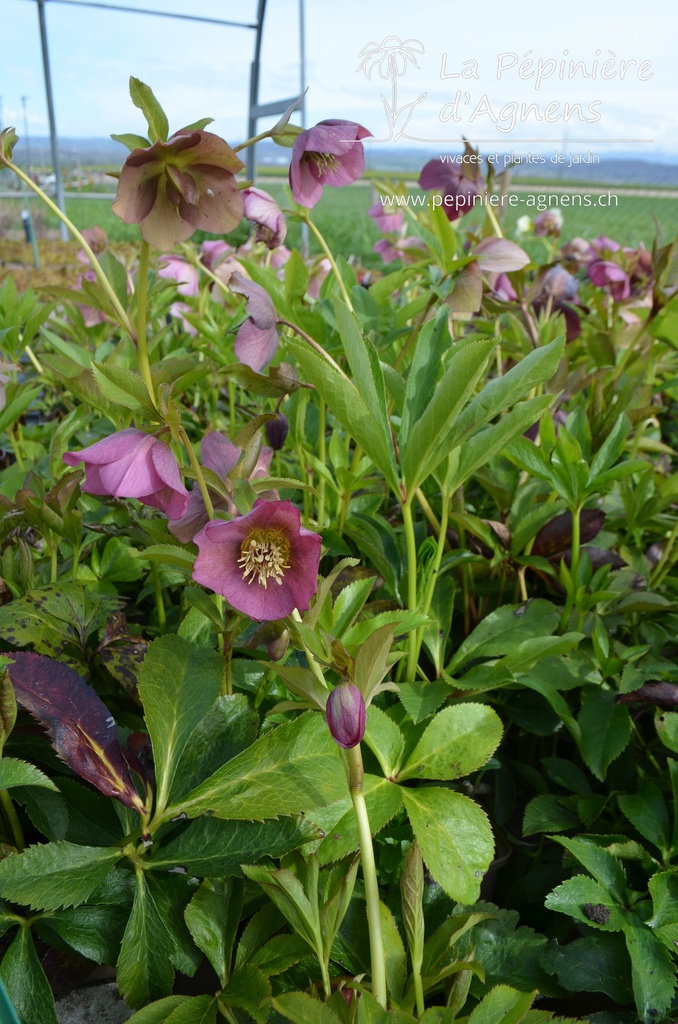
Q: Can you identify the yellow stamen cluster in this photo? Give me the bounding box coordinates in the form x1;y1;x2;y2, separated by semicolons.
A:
238;529;291;589
308;151;339;174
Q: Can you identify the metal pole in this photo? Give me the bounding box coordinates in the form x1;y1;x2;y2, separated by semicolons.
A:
36;0;68;240
247;0;267;181
299;0;309;256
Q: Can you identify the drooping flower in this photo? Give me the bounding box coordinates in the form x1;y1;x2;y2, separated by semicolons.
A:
326;683;366;749
157;254;200;297
192;498;321;621
169;431;274;544
76;225;108;264
231;273;279;372
368;202;404;233
63;428;189;519
533;208;563;237
289;120;372;208
307;257;332;298
265;412;289;451
200;239;233;270
112;131;244;250
588;259;631;301
243;187;287;248
373;236;427;265
418;159;481;221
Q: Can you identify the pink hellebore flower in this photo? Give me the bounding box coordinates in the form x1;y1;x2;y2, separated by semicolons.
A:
200;240;233;270
368;202;404;233
289;120;372;208
418;159;481;221
533;208;563;237
192;498;322;621
169;432;274;544
112;131;245;250
307;257;332;298
76;225;108;264
588;260;631;301
243;187;287;249
231;273;279;372
157;255;200;297
63;428;189;519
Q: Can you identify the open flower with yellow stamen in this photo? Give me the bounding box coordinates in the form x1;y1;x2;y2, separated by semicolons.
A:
289;120;372;209
192;499;321;621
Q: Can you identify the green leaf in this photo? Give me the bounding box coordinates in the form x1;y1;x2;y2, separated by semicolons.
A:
311;775;404;865
331;576;375;637
0;386;42;436
522;795;579;835
399;308;450;449
540;934;633;1003
222;965;271;1024
0;757;58;791
397;680;450;724
185;877;243;987
0;926;57;1024
273;991;342;1024
285;249;310;301
138;635;223;812
91;362;156;415
110;132;151;151
0;666;17;759
381;901;408;1002
618;781;671;855
402;337;495;491
285;334;400;493
129;76;169;142
164;712;345;821
465;984;536;1024
0;842;122;911
363;706;405;777
35;903;128;965
127;996;217;1024
248;934;311;976
544;875;626;931
551;835;627;903
402;787;494;902
448;600;560;673
578;687;632;781
398;703;502;782
150;815;318;877
622;912;677;1023
117;871;175;1009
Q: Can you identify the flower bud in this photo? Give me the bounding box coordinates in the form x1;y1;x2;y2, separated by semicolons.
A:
326;683;366;749
265;412;289;451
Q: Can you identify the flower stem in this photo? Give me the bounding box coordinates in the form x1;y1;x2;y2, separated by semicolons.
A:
299;213;353;310
341;744;387;1008
317;398;326;528
0;790;24;851
278;318;352;381
402;496;419;680
135;240;156;405
560;504;581;630
0;155;135;339
178;426;215;520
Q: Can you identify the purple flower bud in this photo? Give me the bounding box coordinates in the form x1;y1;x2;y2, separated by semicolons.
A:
326;683;366;749
265;412;289;451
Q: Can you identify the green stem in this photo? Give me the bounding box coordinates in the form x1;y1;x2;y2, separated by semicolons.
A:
0;790;25;851
485;202;503;238
402;497;419;680
0;155;135;339
50;535;58;584
151;564;166;630
7;428;24;472
233;128;274;153
560;504;581;631
178;427;214;520
300;214;353;310
342;744;387;1008
414;970;425;1018
135;240;156;405
614;316;652;379
278;319;352;381
413;491;450;669
317;398;326;528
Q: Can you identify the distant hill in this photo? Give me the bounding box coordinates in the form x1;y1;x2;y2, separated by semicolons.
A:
8;136;678;188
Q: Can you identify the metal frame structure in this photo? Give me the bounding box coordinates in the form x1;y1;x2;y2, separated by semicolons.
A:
20;0;305;239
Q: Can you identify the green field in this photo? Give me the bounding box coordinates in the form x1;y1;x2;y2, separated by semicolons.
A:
4;181;678;265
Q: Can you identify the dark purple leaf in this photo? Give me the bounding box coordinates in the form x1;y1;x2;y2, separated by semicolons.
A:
533;509;605;558
616;682;678;708
6;651;145;812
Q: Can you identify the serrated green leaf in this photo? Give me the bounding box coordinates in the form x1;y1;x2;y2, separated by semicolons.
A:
185;878;242;987
398;703;503;782
618;781;671;855
111;132;151;151
0;842;122;911
273;991;342;1024
0;757;57;791
248;933;310;976
551;835;627;902
541;934;633;1003
397;680;451;724
466;985;536;1024
222;964;271;1024
0;926;57;1024
91;361;156;415
623;912;677;1023
163;712;345;821
522;795;579;836
544;875;625;932
578;688;631;781
399;307;450;451
448;600;560;673
117;872;175;1008
129;77;169;142
35;902;128;965
138;635;223;812
402;787;494;902
363;706;405;777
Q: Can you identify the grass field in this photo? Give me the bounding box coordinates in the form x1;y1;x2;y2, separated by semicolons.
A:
3;180;677;267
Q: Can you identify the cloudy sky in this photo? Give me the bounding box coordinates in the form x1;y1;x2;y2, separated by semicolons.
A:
2;0;675;159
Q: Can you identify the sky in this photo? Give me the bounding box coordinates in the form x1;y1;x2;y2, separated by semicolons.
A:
1;0;676;162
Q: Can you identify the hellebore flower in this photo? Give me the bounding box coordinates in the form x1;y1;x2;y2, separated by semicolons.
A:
231;273;279;372
169;431;274;543
112;131;245;250
76;225;108;264
243;187;287;248
326;683;366;749
418;159;481;221
533;208;563;237
63;428;189;519
192;498;321;621
307;257;332;298
368;202;404;233
200;239;233;270
289;120;372;208
265;412;289;451
588;259;631;301
157;254;200;297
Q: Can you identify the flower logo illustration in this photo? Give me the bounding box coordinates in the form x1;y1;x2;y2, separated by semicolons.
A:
356;36;426;142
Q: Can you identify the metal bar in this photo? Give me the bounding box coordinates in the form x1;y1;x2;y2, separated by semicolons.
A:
251;97;300;119
20;0;256;28
36;0;68;239
247;0;267;181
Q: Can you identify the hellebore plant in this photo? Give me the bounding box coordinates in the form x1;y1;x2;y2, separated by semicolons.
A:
289;119;372;208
